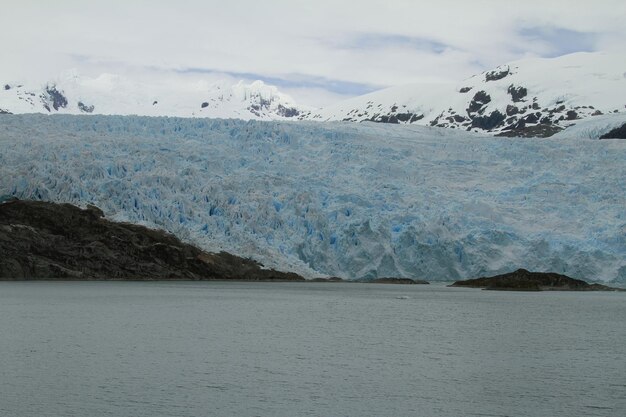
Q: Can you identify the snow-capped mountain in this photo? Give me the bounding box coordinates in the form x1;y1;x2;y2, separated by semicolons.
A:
2;52;624;137
311;52;626;137
0;72;309;120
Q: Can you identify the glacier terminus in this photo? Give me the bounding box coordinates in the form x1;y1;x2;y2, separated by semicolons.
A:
0;114;624;282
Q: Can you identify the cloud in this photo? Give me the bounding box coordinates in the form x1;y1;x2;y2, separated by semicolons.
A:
178;68;381;96
1;0;624;106
331;33;450;54
518;27;598;57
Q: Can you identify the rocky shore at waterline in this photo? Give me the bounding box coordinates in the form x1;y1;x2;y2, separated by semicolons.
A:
365;277;429;285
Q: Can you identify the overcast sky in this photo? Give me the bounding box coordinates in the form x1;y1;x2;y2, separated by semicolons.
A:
2;0;625;106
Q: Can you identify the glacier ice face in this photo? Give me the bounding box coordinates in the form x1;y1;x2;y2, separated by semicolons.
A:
0;114;624;281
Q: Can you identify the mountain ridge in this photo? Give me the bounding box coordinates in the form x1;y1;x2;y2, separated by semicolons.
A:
0;74;309;120
2;52;625;136
313;52;626;136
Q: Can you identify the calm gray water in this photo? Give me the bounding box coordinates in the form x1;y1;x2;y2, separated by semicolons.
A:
0;282;624;417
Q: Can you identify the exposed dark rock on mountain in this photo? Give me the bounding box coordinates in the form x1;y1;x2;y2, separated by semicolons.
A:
485;66;510;82
368;112;423;124
566;110;579;120
4;84;10;90
450;268;619;291
276;104;300;118
0;108;11;114
398;112;424;122
374;114;399;124
0;200;304;281
522;112;540;124
507;85;527;102
42;85;68;111
467;91;491;113
201;102;209;108
459;86;472;93
77;101;95;113
471;110;505;130
497;124;563;138
248;98;273;116
599;123;626;139
506;105;519;116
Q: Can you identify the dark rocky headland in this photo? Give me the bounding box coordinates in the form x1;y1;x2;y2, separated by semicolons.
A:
450;268;620;291
0;200;304;281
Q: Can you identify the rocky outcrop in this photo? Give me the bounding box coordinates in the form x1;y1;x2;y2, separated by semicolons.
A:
599;123;626;139
77;101;95;113
507;85;527;102
310;277;345;282
467;91;491;113
0;200;304;281
450;268;619;291
41;85;68;112
485;66;510;82
471;110;505;130
367;111;424;124
276;104;300;118
496;124;563;138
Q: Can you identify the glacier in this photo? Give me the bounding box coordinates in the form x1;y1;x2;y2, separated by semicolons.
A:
0;114;624;281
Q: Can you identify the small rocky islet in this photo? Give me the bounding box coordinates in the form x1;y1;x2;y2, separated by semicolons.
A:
363;277;429;285
450;268;621;291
